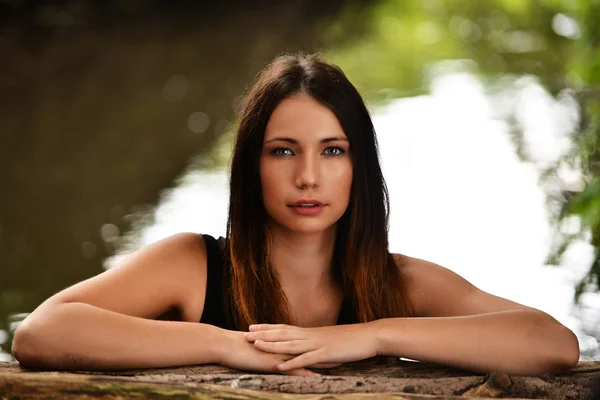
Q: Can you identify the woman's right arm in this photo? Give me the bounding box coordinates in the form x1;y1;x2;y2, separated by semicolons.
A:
12;232;223;370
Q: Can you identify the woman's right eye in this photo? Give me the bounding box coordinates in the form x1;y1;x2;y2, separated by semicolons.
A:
271;147;294;157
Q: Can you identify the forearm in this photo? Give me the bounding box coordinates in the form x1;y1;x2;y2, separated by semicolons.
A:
13;302;226;370
373;310;580;376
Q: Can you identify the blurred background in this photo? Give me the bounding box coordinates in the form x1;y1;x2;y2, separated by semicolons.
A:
1;0;600;362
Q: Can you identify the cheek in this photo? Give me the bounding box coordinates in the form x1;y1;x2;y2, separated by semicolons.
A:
260;160;283;202
329;162;353;200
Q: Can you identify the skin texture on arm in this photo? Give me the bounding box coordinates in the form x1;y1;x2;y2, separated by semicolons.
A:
244;255;580;376
12;233;216;369
14;302;225;370
12;233;316;375
374;255;580;375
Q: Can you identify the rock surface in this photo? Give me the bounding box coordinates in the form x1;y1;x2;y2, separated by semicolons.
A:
1;358;599;399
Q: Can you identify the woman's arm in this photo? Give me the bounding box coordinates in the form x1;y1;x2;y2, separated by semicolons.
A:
375;255;579;375
13;233;317;375
244;255;579;376
13;302;224;370
373;309;578;376
12;232;214;369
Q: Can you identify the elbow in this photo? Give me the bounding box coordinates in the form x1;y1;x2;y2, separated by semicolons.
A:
12;314;63;369
540;321;580;374
554;328;580;371
12;321;41;367
520;312;580;375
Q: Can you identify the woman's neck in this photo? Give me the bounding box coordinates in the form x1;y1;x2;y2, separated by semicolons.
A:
268;224;337;292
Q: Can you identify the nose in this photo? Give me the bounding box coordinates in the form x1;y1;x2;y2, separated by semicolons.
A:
295;153;319;189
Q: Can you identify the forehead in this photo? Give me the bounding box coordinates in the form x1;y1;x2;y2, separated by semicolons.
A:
264;94;347;141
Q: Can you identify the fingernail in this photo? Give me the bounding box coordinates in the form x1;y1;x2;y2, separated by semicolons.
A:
249;324;259;330
245;332;257;339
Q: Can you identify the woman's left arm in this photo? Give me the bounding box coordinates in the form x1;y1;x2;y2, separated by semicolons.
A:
373;308;579;376
245;256;580;376
372;255;580;375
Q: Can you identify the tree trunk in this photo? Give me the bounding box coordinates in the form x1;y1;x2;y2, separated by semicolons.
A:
1;358;599;399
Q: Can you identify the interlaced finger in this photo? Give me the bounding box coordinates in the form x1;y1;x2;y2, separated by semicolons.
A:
277;351;323;371
246;329;304;342
254;339;309;355
249;324;293;331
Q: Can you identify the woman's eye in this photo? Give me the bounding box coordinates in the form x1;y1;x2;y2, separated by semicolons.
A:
323;146;345;156
272;147;294;157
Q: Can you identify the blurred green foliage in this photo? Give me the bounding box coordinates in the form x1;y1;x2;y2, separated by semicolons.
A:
323;0;581;98
320;0;600;299
555;0;600;299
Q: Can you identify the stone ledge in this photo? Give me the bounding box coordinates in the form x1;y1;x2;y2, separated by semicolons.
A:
1;358;598;399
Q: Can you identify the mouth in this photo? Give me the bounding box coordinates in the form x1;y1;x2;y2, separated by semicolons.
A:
289;200;324;207
287;200;326;215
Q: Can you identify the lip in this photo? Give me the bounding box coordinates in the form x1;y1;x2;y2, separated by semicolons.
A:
288;204;325;216
291;199;324;206
288;200;326;216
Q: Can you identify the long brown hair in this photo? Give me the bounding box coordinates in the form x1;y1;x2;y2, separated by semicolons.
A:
225;52;413;329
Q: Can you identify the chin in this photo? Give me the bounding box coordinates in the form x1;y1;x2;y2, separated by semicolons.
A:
274;218;338;235
287;222;334;234
290;225;334;235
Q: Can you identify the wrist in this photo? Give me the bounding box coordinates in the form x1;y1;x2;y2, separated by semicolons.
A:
369;318;391;356
198;324;232;365
211;327;239;365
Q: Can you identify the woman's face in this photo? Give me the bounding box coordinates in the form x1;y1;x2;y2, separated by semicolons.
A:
260;93;353;235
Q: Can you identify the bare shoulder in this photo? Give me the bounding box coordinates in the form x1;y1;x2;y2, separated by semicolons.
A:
391;253;532;318
35;232;210;323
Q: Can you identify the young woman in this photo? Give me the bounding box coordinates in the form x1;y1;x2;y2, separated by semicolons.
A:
13;53;579;376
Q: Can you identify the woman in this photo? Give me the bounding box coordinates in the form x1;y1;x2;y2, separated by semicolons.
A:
13;52;579;376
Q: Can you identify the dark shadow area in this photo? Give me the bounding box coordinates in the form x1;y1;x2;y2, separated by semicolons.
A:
0;0;373;357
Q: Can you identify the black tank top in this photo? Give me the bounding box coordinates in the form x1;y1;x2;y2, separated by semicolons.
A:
199;234;357;330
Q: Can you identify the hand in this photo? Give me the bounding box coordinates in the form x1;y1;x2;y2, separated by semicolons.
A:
243;322;379;372
218;330;320;376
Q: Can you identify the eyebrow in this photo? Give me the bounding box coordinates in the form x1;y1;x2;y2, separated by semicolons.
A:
264;137;349;144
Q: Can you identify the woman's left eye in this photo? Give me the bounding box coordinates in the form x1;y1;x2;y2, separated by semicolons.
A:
323;146;345;156
271;147;294;157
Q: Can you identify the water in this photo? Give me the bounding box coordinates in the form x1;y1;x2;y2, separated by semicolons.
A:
104;72;600;361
